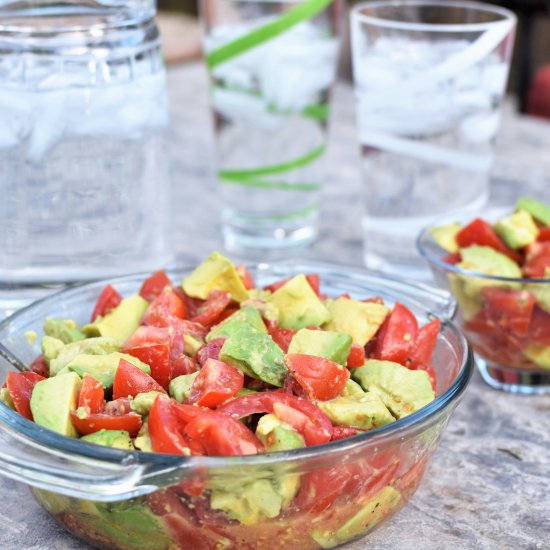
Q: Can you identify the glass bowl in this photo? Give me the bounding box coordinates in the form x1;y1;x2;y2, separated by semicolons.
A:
418;217;550;395
0;262;472;550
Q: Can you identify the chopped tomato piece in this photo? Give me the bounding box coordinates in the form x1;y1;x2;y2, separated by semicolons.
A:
6;371;45;420
196;338;226;365
148;396;195;455
90;284;122;322
142;288;186;327
330;426;364;441
455;218;522;264
183;411;263;456
123;325;171;349
124;343;172;390
268;327;297;353
236;264;256;290
265;274;320;295
408;319;441;370
71;410;142;437
28;355;49;377
528;306;550;346
170;355;199;379
190;290;232;327
112;359;166;400
282;373;308;398
443;252;462;265
139;271;173;302
537;227;550;242
523;241;550;278
77;375;105;414
188;359;244;408
346;343;366;368
481;288;536;338
371;303;418;365
285;354;349;401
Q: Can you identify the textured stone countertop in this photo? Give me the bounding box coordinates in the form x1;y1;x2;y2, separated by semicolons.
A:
1;63;549;550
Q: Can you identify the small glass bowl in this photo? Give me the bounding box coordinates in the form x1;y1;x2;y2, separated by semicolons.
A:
0;262;472;549
418;220;550;394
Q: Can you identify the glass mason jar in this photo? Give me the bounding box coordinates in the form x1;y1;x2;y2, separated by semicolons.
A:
0;0;172;314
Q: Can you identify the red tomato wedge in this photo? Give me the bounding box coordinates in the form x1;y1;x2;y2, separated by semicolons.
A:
196;338;226;365
528;306;550;346
29;355;49;377
443;252;462;265
148;396;195;455
183;411;263;456
123;325;171;349
537;227;550;242
139;271;173;302
481;288;536;338
455;218;522;264
112;359;166;400
142;288;186;327
268;327;297;353
371;303;418;365
408;319;441;369
190;290;232;327
218;392;333;446
77;375;105;414
71;410;142;437
330;426;364;441
285;354;349;401
523;241;550;278
188;359;243;408
124;343;172;390
346;343;366;368
90;284;122;322
236;264;256;290
6;371;45;420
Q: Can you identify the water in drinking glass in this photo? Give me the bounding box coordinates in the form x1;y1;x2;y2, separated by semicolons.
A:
351;1;516;277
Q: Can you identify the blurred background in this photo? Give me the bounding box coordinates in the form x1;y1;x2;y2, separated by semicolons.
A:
156;0;550;119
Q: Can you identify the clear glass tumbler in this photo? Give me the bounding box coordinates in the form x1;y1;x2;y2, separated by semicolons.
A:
0;0;172;315
350;0;516;278
201;0;342;259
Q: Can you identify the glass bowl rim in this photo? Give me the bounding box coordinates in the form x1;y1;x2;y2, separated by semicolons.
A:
0;261;474;470
351;0;516;33
417;222;550;285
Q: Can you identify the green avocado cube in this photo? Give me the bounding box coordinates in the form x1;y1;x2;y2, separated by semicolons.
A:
287;328;352;365
317;393;395;430
352;360;435;419
494;210;538;249
83;295;148;342
130;391;164;415
30;372;82;437
81;429;133;450
340;379;366;398
219;326;287;386
267;274;331;329
323;298;389;346
66;352;150;389
207;306;266;342
256;414;305;452
430;222;462;253
47;336;123;376
169;372;200;403
182;251;249;303
44;318;86;344
516;196;550;226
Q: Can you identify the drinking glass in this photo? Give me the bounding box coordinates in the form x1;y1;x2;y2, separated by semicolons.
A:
350;0;516;277
0;0;172;316
201;0;342;259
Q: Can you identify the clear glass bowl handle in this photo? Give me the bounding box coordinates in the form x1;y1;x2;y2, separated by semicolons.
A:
0;408;156;502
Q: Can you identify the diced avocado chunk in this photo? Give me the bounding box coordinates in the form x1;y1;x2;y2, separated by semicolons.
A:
41;335;65;365
312;486;401;548
0;387;15;410
317;393;395;430
431;222;462;253
30;372;81;437
207;306;266;342
522;343;550;369
267;274;331;329
169;372;200;403
288;328;352;366
353;360;435;419
67;352;150;389
219;326;287;387
323;298;389;346
81;429;133;450
83;295;148;341
182;251;249;303
447;273;483;319
494;210;538;249
340;379;366;398
516;196;550;226
48;336;123;376
256;414;305;452
131;391;164;415
134;421;153;452
183;334;204;357
44;318;85;344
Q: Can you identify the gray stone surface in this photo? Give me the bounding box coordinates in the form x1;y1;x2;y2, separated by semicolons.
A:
1;62;549;550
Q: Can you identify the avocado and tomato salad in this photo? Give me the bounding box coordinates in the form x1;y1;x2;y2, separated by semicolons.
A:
1;252;441;549
432;196;550;370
